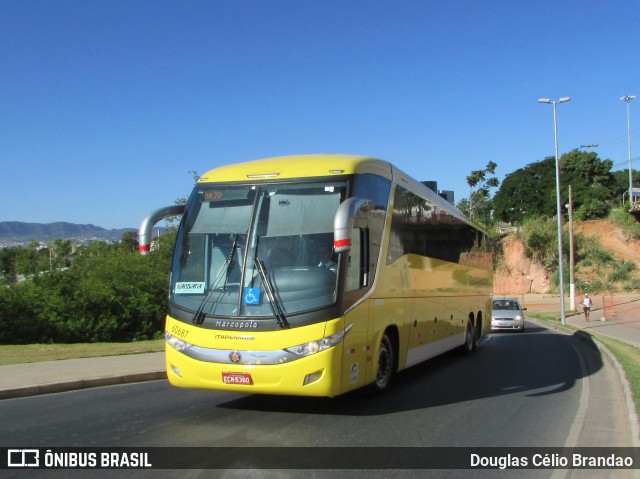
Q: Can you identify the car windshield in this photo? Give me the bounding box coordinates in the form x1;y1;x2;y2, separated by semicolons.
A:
169;180;348;325
493;300;520;310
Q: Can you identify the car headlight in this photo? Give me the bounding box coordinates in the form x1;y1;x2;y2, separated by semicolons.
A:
515;315;522;321
285;324;353;357
165;331;194;352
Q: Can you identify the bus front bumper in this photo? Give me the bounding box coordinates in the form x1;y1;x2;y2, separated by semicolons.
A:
165;342;344;397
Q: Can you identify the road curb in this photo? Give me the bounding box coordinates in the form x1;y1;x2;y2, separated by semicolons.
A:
0;371;167;400
598;336;640;449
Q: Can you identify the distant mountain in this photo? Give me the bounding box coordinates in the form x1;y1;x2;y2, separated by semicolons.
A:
0;221;136;247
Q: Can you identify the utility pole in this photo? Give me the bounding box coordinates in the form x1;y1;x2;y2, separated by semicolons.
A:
567;185;575;311
621;96;635;207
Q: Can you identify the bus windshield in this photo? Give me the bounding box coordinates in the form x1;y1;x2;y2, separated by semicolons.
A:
170;180;349;325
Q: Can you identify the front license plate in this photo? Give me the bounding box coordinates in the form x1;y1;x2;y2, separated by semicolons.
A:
222;372;254;385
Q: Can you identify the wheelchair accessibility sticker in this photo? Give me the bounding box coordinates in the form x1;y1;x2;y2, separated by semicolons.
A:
243;287;261;305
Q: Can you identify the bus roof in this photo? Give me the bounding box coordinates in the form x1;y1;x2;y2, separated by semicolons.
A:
197;154;393;183
195;153;483;235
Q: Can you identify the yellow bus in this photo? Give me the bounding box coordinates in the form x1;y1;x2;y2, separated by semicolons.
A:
139;154;493;397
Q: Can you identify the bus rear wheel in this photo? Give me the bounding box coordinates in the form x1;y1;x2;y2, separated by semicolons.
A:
373;333;395;392
463;320;475;355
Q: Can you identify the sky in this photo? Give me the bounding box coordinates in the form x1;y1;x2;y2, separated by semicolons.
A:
2;0;640;230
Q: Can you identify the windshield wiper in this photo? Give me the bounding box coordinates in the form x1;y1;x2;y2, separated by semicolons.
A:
193;234;240;325
254;257;289;329
253;236;289;329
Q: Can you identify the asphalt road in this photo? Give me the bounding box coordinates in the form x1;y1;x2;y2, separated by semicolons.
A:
1;322;635;479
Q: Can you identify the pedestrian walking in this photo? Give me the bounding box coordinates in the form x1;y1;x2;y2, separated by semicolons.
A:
583;293;592;321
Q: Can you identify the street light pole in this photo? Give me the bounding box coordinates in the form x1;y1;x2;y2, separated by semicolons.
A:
621;95;636;207
567;185;575;312
539;96;571;325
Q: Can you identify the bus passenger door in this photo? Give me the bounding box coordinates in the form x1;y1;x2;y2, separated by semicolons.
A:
340;227;372;393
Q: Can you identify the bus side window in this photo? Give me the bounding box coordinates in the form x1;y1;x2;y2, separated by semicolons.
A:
346;227;369;292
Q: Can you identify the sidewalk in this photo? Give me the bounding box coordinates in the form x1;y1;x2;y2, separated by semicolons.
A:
519;293;640;348
0;352;166;400
0;294;639;401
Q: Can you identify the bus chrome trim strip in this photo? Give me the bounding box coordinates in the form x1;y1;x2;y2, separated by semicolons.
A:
180;344;297;365
405;333;465;368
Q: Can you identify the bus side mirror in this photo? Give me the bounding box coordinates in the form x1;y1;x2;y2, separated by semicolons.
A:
138;204;186;255
333;197;371;253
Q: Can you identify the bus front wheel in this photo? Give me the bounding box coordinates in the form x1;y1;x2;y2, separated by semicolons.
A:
373;333;395;392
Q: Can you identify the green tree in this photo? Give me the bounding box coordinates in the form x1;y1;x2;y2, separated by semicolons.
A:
493;150;616;223
611;169;640;203
0;247;18;283
47;239;73;270
15;241;49;279
493;157;556;223
464;161;499;224
456;198;470;217
561;149;616;220
120;231;139;252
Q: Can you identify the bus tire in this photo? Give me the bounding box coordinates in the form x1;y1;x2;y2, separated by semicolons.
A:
463;319;475;355
373;332;395;392
473;315;481;350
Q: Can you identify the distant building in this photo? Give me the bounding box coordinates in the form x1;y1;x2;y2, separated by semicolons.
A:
438;190;455;204
421;181;438;193
630;188;640;209
420;181;454;205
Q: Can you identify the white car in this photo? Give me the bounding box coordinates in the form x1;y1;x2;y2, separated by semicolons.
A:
491;298;526;333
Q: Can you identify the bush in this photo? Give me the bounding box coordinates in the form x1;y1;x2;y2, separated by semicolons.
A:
591;248;614;264
608;260;637;283
609;208;640;240
574;198;610;221
575;234;612;265
521;216;559;268
0;280;56;343
0;233;176;344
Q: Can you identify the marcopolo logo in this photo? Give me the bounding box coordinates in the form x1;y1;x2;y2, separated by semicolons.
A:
8;449;39;467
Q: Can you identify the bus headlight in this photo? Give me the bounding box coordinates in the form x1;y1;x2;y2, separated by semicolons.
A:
165;331;194;352
285;324;352;357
